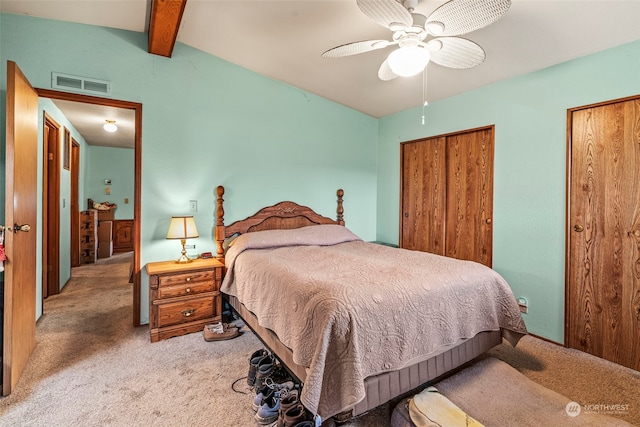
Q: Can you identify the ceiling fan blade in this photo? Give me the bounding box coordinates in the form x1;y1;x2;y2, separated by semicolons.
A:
429;37;486;69
425;0;511;36
356;0;413;29
322;40;392;58
378;58;398;81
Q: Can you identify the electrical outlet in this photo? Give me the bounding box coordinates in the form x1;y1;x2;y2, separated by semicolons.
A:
189;200;197;212
517;297;528;314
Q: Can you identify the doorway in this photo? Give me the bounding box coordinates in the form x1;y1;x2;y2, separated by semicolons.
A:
42;113;61;298
36;88;142;327
565;95;640;371
70;139;80;268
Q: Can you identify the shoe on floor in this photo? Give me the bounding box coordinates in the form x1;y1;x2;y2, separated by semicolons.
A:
277;393;300;427
202;322;240;341
255;393;280;425
248;349;269;387
253;380;296;412
282;403;312;427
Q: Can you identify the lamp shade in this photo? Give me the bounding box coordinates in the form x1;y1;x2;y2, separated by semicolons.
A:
166;216;199;240
387;46;431;77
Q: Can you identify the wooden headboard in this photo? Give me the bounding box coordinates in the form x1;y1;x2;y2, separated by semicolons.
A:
214;185;344;259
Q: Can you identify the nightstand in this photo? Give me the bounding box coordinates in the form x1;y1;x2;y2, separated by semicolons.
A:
146;258;224;342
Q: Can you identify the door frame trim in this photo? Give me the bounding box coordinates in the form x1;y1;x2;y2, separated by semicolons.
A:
42;112;61;298
70;138;80;268
564;93;640;347
36;88;143;327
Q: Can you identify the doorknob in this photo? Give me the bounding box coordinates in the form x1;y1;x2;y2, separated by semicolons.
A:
13;223;31;233
573;224;584;232
485;218;492;224
404;213;409;218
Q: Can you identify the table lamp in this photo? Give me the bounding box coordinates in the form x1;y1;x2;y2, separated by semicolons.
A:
166;215;199;263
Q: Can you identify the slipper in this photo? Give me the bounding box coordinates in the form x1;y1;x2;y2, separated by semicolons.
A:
203;322;241;341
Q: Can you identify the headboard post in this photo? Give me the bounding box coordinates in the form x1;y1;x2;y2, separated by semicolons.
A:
337;189;344;225
215;185;225;260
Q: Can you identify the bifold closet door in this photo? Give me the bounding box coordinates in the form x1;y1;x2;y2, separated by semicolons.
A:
445;128;494;267
400;136;446;254
400;127;494;267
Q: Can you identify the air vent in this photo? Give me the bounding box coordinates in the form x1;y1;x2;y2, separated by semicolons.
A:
51;72;111;96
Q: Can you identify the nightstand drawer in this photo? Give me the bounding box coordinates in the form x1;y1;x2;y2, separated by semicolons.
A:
158;280;214;299
147;258;225;342
158;270;214;287
156;294;216;327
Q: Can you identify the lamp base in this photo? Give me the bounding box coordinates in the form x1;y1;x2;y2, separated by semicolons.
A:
175;254;193;264
175;239;193;263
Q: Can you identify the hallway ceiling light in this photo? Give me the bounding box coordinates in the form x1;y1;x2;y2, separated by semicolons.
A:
103;120;118;132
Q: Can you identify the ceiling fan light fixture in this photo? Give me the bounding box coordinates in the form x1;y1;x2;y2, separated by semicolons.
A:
387;46;430;77
103;120;117;132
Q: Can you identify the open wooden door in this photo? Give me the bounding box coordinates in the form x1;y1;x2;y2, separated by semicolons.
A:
3;61;39;395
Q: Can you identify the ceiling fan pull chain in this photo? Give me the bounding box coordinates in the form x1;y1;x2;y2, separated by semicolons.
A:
421;67;428;125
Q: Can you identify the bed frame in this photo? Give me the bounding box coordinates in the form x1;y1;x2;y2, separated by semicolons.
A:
213;185;502;421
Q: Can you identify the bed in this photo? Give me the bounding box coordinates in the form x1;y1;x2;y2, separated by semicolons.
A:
213;186;527;422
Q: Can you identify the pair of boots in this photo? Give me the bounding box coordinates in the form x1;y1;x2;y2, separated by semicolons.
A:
277;393;314;427
247;349;272;389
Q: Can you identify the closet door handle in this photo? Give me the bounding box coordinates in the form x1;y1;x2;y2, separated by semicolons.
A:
485;218;492;224
574;224;584;232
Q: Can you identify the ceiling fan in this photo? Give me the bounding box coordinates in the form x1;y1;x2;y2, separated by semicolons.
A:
322;0;511;80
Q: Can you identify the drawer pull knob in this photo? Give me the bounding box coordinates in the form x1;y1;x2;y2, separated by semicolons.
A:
181;308;195;317
185;277;191;282
185;287;192;294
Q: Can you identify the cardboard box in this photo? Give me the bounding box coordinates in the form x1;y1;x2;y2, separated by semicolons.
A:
98;241;113;258
98;221;112;242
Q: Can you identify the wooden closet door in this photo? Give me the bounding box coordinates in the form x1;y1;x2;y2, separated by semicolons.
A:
445;128;494;267
400;127;494;267
567;96;640;371
400;137;446;254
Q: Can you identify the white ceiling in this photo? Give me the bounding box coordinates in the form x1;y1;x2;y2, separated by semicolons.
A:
2;0;639;137
50;99;136;149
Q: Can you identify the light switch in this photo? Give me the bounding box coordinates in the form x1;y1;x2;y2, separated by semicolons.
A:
105;187;111;195
124;198;129;204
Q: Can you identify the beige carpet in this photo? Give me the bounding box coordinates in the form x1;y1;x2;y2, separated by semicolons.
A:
433;357;634;426
0;253;637;426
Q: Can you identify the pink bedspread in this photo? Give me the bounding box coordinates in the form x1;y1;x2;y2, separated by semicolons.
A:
221;225;527;419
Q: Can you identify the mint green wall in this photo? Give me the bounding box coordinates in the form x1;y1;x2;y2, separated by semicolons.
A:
6;12;636;337
377;40;640;343
1;13;378;325
85;146;134;219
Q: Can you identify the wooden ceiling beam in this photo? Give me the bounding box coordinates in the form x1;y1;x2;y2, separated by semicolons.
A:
148;0;187;58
